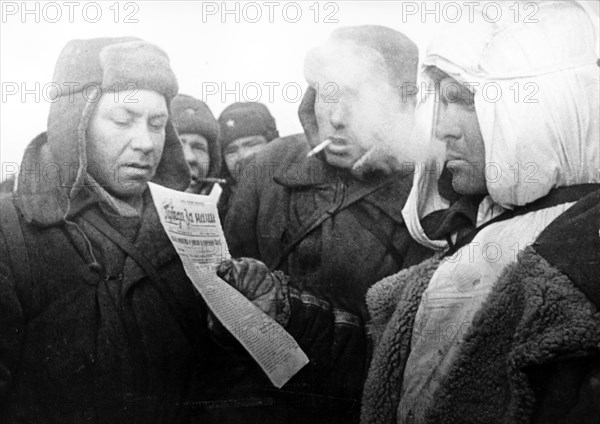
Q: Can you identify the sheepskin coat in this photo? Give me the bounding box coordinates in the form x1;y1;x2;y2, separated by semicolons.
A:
361;190;600;424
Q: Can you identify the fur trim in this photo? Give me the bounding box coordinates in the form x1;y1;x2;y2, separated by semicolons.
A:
361;258;440;424
98;40;178;98
17;38;189;226
366;257;440;345
427;247;600;424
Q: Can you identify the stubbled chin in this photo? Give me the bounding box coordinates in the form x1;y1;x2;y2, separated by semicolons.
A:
351;146;401;177
324;152;353;169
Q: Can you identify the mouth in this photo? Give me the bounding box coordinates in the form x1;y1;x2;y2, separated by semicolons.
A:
446;159;464;167
325;137;351;155
328;136;347;146
121;162;153;178
445;151;465;164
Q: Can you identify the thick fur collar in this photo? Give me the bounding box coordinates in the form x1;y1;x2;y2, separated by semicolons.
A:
361;257;441;424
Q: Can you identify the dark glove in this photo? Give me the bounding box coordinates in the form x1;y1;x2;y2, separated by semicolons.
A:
217;257;290;327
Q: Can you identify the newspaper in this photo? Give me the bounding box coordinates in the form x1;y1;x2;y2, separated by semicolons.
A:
148;182;309;388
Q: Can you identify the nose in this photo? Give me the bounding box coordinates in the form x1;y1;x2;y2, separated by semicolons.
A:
228;154;240;171
182;144;197;167
239;148;255;163
328;101;346;130
129;123;155;154
435;103;461;144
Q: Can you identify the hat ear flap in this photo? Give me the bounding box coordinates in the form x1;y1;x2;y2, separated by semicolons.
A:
298;86;319;146
152;116;190;191
267;127;280;142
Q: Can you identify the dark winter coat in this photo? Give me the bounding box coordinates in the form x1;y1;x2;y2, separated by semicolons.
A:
0;135;373;424
222;129;434;423
0;40;219;421
0;130;232;423
224;133;433;318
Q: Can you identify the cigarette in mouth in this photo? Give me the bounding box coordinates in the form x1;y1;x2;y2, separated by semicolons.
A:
192;177;228;185
307;138;332;158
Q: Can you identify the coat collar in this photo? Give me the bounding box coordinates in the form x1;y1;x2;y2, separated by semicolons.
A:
14;133;98;227
274;152;413;226
273;143;340;188
120;191;179;293
14;131;189;228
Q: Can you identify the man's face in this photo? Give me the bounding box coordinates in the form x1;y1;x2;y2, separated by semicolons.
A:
86;89;168;200
223;135;268;176
435;76;487;195
179;133;210;182
306;40;414;174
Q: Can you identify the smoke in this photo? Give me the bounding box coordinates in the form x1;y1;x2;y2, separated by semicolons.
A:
304;36;445;174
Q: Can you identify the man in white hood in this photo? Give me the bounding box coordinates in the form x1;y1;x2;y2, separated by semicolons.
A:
217;2;599;423
362;1;599;423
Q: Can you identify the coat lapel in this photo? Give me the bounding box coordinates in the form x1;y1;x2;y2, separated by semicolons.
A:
121;191;180;294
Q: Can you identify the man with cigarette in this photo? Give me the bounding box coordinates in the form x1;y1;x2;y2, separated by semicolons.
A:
226;25;432;324
223;26;435;422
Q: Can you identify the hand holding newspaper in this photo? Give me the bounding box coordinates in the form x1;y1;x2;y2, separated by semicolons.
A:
148;182;308;388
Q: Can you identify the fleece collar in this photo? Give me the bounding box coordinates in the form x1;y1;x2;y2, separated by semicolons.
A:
361;258;442;424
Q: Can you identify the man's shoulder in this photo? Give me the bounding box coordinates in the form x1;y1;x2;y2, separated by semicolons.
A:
252;133;309;166
534;189;600;307
235;133;311;189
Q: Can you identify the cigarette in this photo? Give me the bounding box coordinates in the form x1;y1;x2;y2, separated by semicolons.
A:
193;177;228;185
307;138;332;158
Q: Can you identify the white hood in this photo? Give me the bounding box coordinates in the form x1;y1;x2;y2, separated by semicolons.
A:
399;3;600;422
403;0;599;250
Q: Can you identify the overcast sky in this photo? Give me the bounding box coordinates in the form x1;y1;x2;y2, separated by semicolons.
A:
1;0;598;179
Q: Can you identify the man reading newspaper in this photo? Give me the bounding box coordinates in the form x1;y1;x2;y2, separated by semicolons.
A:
0;37;352;424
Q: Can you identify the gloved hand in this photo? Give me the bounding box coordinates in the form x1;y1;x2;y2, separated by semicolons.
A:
217;257;291;327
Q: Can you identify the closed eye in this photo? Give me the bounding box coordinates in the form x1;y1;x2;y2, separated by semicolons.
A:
148;117;167;132
110;110;133;127
190;143;208;152
113;119;131;127
244;139;264;147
